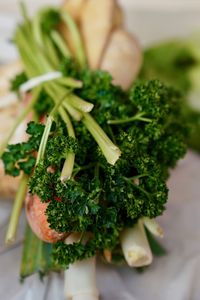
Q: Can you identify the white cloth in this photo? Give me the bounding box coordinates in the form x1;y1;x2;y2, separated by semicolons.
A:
0;151;200;300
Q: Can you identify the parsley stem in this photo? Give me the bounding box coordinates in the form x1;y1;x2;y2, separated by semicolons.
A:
107;112;152;125
142;217;164;238
82;113;121;165
43;35;60;67
56;77;83;89
126;174;149;181
49;82;94;113
123;177;152;202
59;107;76;182
73;163;96;176
59;107;75;137
0;87;41;158
67;94;94;113
61;152;75;182
32;9;44;47
51;30;71;57
36;115;53;165
36;93;69;165
61;11;86;68
5;174;28;245
44;84;82;121
62;102;83;121
32;11;59;67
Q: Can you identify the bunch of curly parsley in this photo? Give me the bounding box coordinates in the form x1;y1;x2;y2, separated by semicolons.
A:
3;63;188;269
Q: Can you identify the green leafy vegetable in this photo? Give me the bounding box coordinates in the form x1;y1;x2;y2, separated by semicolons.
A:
5;73;187;269
2;122;44;176
140;37;200;152
1;4;188;277
10;72;28;92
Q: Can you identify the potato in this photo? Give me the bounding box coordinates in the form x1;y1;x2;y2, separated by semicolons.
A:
26;194;68;243
80;0;116;69
100;29;142;90
62;0;85;22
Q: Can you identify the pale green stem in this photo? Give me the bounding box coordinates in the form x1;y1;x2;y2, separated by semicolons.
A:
44;84;82;121
36;115;54;165
59;107;76;182
82;113;121;165
61;152;75;182
56;77;83;89
107;112;152;125
62;102;83;121
5;174;28;245
43;35;60;67
61;11;86;68
36;92;69;165
32;10;44;47
50;83;93;113
67;94;94;113
51;30;71;57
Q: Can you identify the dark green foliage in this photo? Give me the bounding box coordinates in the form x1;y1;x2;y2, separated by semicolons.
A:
40;8;61;33
10;72;28;92
140;40;196;93
61;58;130;125
34;90;54;116
3;64;188;269
53;228;120;269
60;57;80;78
2;122;44;176
146;230;167;256
140;39;200;152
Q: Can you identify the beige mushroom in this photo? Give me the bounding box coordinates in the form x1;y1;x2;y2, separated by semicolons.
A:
100;29;142;90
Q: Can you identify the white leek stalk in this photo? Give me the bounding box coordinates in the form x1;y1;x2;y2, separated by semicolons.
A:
64;234;99;300
19;71;62;93
120;220;153;267
142;217;164;238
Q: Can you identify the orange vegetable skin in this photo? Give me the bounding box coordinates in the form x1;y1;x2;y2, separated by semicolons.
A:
25;194;68;243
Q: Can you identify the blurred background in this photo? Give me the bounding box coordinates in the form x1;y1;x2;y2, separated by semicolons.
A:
1;0;200;63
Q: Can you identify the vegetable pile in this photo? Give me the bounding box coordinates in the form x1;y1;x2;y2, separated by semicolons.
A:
0;1;188;299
